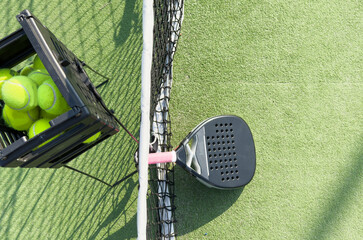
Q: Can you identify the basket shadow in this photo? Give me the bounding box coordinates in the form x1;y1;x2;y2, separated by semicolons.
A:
67;178;138;240
104;213;137;240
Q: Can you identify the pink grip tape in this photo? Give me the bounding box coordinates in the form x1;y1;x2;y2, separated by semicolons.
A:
148;151;176;164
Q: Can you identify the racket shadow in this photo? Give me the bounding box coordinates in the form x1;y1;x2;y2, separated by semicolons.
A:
175;167;244;236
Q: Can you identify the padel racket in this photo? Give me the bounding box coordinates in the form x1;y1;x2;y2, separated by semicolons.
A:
148;115;256;189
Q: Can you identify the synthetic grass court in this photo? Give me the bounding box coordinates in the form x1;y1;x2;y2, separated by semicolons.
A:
0;0;362;239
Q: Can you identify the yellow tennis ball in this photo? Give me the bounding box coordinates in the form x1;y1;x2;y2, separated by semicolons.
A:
0;68;18;99
28;118;56;147
83;131;101;144
28;69;51;86
40;109;59;120
38;79;70;115
20;64;35;76
2;105;40;131
2;76;38;112
33;54;46;69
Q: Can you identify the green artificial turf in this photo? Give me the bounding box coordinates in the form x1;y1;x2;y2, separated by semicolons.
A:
0;0;362;240
171;0;362;239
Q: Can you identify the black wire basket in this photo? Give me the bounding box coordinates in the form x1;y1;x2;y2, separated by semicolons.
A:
0;10;119;168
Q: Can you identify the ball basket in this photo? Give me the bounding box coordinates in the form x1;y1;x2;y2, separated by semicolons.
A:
0;10;119;168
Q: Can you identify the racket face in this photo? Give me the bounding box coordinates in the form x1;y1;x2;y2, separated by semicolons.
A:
175;115;256;189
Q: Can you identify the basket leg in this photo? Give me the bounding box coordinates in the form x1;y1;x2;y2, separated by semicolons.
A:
96;80;109;89
63;165;137;188
80;60;110;89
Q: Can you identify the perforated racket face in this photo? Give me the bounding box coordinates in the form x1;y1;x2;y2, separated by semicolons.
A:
175;115;255;189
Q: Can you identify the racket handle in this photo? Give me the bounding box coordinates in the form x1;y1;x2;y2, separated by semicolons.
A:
148;151;176;164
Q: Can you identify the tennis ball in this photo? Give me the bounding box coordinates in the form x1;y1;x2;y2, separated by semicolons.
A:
0;68;18;99
33;54;46;69
40;109;59;120
2;105;40;131
28;118;55;147
37;79;70;115
28;69;51;86
83;131;101;144
20;64;35;76
2;76;38;112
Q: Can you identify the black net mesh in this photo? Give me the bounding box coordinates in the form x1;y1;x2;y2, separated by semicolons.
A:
147;0;183;239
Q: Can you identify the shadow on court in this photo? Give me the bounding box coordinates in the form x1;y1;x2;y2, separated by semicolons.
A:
175;136;362;238
175;168;244;236
305;136;363;240
113;0;140;47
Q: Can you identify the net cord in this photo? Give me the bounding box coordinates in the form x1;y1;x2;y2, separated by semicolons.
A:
138;0;154;239
151;1;183;238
